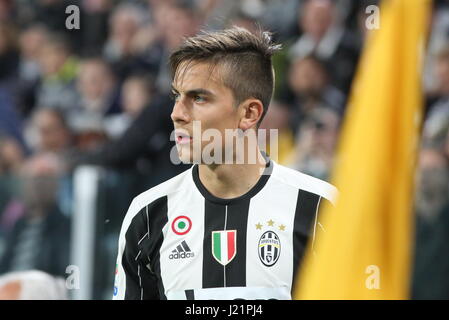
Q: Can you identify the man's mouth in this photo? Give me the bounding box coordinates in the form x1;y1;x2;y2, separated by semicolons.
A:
175;131;192;145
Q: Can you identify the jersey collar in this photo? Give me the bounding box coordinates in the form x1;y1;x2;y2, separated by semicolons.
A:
191;152;273;205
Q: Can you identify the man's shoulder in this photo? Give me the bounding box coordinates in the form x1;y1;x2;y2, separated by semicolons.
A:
271;162;338;205
122;166;192;224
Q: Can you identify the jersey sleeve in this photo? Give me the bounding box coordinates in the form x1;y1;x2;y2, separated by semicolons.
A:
310;183;339;251
310;196;335;253
113;198;160;300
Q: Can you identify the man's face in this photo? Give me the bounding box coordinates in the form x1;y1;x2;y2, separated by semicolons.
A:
289;58;327;96
301;0;334;41
171;61;242;164
77;61;114;104
35;111;69;152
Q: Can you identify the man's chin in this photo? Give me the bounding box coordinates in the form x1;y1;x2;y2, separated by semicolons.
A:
175;146;201;164
177;154;220;165
176;152;199;165
178;157;194;164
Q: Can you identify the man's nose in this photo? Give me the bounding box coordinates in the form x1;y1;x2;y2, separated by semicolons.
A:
171;100;191;124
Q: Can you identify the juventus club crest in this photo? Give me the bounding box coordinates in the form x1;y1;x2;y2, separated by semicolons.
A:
258;231;281;267
211;230;237;266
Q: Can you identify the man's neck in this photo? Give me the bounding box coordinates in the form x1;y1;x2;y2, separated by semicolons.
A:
198;150;268;200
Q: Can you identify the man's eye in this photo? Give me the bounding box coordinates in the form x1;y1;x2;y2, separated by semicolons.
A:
194;95;206;103
171;92;180;101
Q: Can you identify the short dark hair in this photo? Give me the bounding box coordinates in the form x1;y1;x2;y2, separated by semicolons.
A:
169;26;282;126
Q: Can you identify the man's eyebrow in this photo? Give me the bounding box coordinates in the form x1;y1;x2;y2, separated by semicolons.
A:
171;86;214;96
186;88;214;96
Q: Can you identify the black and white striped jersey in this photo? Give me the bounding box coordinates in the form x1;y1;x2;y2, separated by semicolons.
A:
113;158;337;300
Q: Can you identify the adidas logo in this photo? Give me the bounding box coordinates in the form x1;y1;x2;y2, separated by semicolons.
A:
169;241;195;259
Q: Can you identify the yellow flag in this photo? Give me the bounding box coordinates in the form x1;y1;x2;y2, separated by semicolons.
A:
294;0;431;299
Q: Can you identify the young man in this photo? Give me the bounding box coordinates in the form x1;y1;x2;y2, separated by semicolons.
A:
113;27;337;300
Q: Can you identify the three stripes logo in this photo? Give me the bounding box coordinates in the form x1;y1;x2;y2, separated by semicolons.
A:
211;230;237;266
169;240;195;259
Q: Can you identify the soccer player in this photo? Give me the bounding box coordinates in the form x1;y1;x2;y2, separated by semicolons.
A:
113;27;337;300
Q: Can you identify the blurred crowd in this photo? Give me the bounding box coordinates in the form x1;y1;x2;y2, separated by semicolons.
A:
0;0;448;299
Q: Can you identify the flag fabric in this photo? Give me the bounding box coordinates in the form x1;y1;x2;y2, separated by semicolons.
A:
294;0;431;299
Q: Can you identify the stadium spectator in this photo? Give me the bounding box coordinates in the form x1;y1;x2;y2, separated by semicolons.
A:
422;47;449;150
24;108;74;217
0;87;26;149
71;93;189;192
143;0;200;94
0;21;23;146
104;73;154;139
258;0;300;41
197;0;241;31
34;32;78;112
258;100;296;165
78;0;112;56
0;21;19;82
18;24;47;84
21;0;67;32
25;108;72;155
99;0;202;96
0;153;70;277
16;24;48;117
103;3;148;81
0;0;14;23
412;147;449;299
0;136;25;256
424;0;449;93
0;136;24;176
69;57;120;151
287;106;341;181
289;0;360;93
287;55;345;134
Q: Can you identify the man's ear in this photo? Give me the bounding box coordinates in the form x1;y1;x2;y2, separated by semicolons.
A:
238;99;264;131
